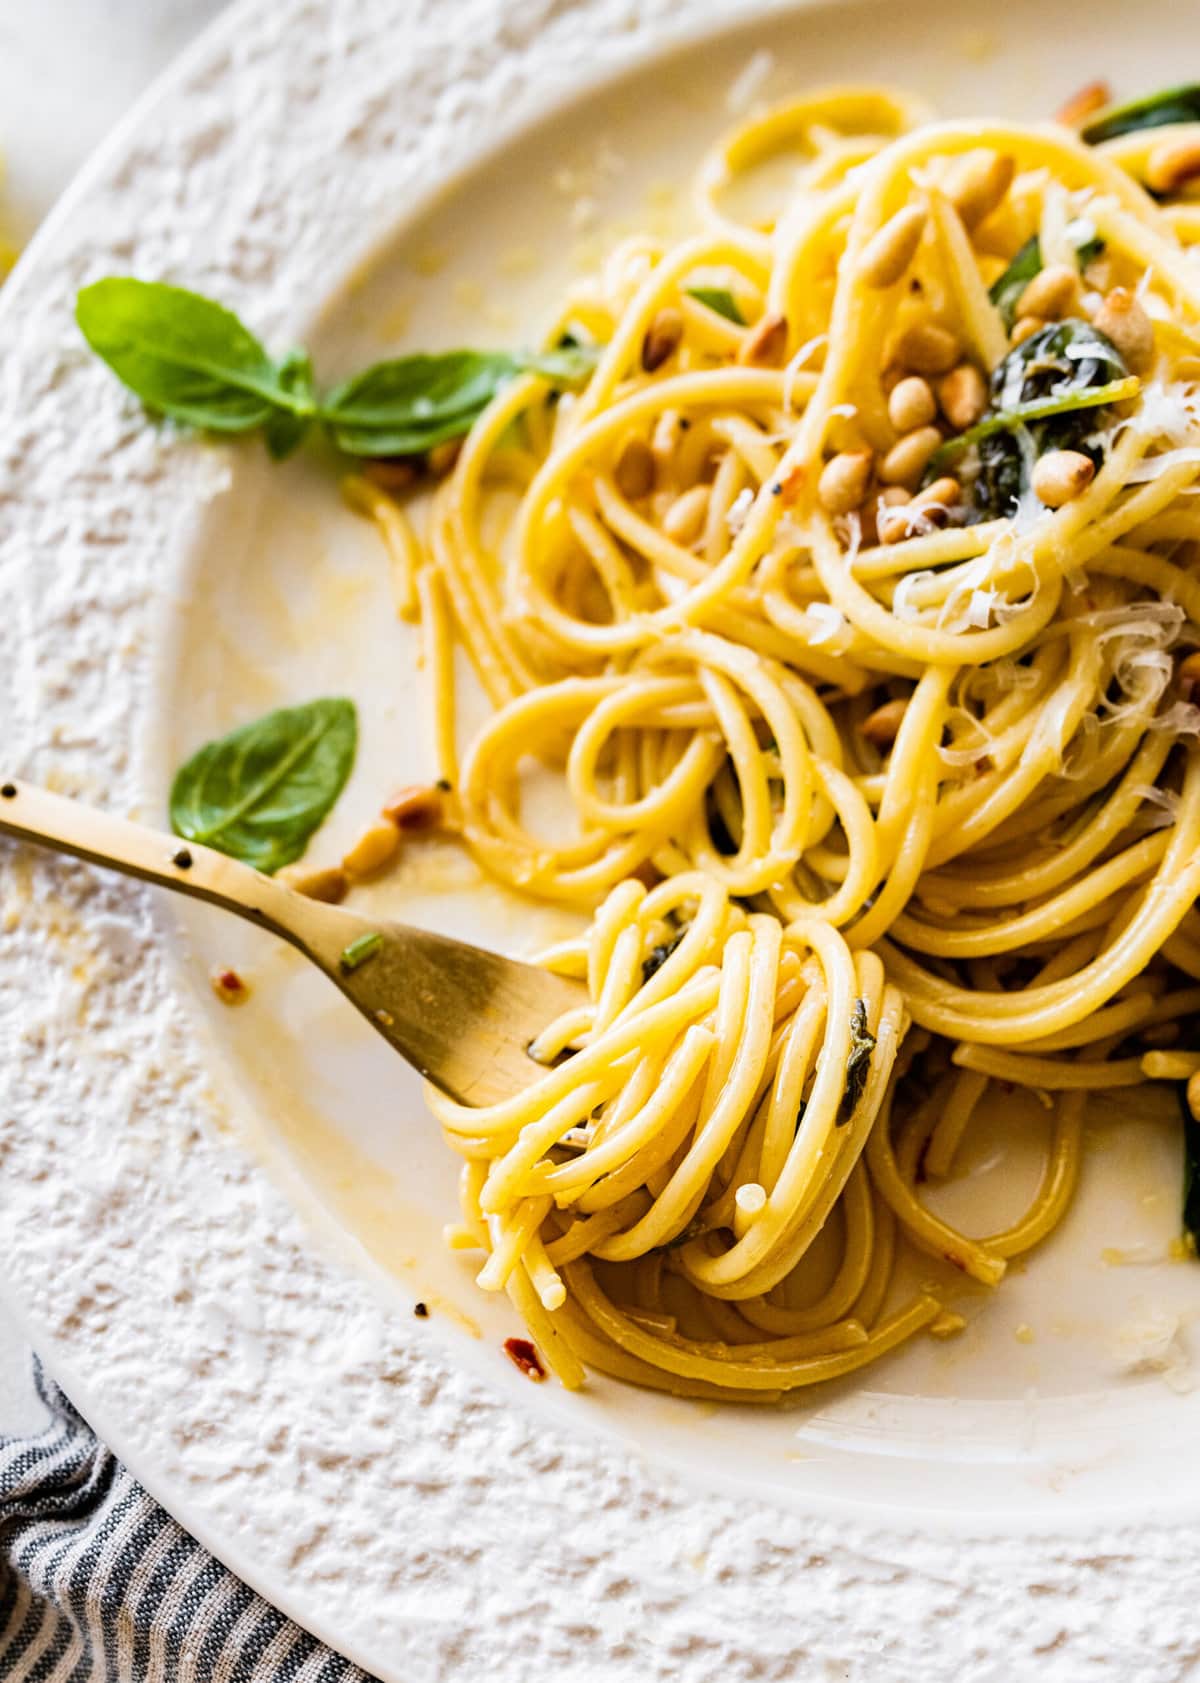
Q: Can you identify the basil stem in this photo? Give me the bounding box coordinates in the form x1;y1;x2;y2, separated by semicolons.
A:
930;375;1140;472
340;932;384;973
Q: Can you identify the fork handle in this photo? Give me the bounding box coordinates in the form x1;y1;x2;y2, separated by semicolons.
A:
0;777;321;943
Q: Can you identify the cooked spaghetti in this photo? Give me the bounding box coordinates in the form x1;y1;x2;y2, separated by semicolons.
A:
361;85;1200;1397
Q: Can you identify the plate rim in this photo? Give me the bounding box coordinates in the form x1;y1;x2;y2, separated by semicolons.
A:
3;0;1200;1672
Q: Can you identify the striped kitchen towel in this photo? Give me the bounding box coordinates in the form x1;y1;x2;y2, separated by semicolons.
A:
0;1361;380;1682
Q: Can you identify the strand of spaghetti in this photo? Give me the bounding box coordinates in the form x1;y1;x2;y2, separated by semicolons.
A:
591;919;782;1259
924;1068;990;1179
342;476;420;620
414;563;460;785
892;831;1170;957
951;1045;1145;1089
865;1098;1007;1286
984;1092;1085;1259
736;1161;876;1333
564;1257;939;1391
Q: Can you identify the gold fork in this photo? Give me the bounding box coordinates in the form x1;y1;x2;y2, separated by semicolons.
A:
0;779;585;1105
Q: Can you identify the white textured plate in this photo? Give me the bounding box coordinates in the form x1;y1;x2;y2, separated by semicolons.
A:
3;0;1200;1676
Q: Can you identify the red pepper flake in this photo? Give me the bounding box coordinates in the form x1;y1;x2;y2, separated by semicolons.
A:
503;1336;546;1381
776;464;805;507
210;967;249;1005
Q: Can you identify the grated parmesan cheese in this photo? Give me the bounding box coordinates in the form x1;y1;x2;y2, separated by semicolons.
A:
803;602;846;646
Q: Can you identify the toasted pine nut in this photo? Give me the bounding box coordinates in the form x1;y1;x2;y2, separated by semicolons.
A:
1054;80;1111;128
1177;650;1200;702
949;152;1015;229
614;436;655;499
880;425;942;489
1010;314;1045;347
383;785;444;830
895;321;961;376
427;438;463;477
1092;287;1155;374
1015;263;1081;323
642;308;683;372
1189;1069;1200;1123
364;459;417;493
1145;137;1200;197
737;311;788;368
1032;449;1095;508
859;697;908;745
911;476;961;518
210;967;249;1005
662;483;711;543
818;450;873;515
936;363;988;432
859;205;927;289
877;487;912;544
878;507;912;544
278;864;349;904
888;375;937;433
343;822;401;879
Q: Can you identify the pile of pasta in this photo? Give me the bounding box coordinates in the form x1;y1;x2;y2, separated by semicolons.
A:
370;86;1200;1397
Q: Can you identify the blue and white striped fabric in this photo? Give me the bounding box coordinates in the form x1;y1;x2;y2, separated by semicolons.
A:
0;1363;378;1682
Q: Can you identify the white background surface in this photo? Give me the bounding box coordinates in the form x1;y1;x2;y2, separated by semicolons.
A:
0;0;230;1443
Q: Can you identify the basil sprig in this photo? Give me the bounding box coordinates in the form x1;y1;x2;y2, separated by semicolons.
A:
170;698;357;872
76;279;597;461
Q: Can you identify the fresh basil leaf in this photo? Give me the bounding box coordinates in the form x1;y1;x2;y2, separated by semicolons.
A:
264;348;317;460
1179;1081;1200;1250
686;287;746;325
989;237;1043;331
641;927;686;983
76;279;312;433
988;233;1108;331
1083;83;1200;145
322;345;597;457
170;698;357;873
937;320;1133;515
839;999;875;1124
